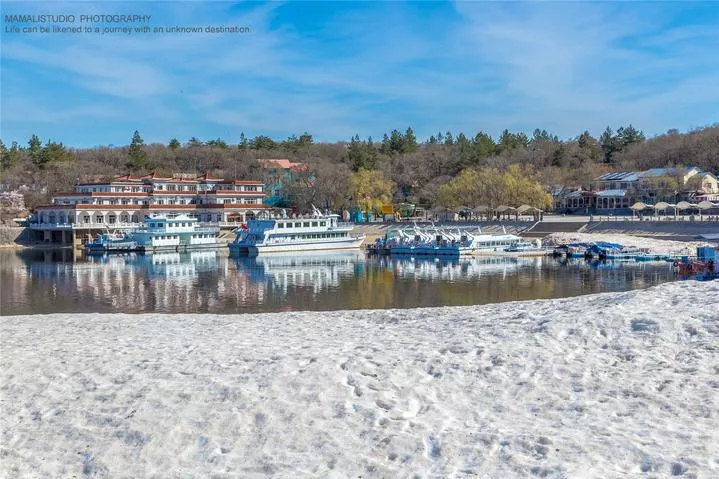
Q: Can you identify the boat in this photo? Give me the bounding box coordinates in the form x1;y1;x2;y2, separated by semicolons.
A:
228;206;365;255
674;245;718;281
375;225;521;256
132;214;221;253
504;239;549;255
84;230;138;253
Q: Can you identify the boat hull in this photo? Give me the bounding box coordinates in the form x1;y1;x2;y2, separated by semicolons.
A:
229;236;365;256
139;243;223;253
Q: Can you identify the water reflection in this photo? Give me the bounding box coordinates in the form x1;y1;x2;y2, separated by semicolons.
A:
0;249;677;315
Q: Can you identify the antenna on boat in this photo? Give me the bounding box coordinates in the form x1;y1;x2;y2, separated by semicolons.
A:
503;226;507;234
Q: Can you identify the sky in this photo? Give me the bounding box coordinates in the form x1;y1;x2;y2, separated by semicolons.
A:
1;1;718;148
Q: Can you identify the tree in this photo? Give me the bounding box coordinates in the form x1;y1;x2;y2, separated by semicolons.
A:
389;129;404;154
349;169;394;214
298;132;313;147
0;140;22;170
28;134;43;167
168;138;181;150
616;124;645;148
292;160;350;211
472;131;496;159
347;134;378;171
599;126;619;164
126;130;152;171
206;138;228;149
238;132;249;149
186;137;204;148
41;141;74;165
250;135;276;150
403;127;418;153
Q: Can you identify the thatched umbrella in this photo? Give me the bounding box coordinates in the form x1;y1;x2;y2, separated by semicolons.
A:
676;201;694;219
698;200;714;220
495;205;517;220
630;201;648;218
472;205;490;221
654;201;670;219
698;200;714;210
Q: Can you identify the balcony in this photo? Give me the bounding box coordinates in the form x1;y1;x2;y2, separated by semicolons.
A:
29;222;139;230
29;221;243;231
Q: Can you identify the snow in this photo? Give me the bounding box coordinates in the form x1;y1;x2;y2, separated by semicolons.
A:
2;280;718;478
544;232;709;255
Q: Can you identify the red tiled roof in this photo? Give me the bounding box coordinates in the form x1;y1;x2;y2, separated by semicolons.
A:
195;172;225;181
257;159;308;172
113;174;143;181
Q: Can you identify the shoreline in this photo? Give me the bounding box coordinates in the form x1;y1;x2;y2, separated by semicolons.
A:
2;280;717;477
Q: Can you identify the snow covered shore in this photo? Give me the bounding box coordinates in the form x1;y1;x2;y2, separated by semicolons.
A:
544;232;708;255
2;281;718;478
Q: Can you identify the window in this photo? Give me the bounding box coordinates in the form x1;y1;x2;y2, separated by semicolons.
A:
303;222;310;227
278;223;284;228
312;221;318;227
320;221;326;226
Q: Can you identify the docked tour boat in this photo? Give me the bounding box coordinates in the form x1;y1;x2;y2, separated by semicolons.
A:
371;226;522;256
132;214;221;253
229;207;365;255
84;230;138;253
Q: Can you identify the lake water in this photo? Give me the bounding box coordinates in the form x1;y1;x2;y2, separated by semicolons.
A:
0;249;679;315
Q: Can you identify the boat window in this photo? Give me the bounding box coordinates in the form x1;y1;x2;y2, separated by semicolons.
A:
312;221;318;227
320;221;326;226
295;222;301;227
303;222;310;227
278;223;284;228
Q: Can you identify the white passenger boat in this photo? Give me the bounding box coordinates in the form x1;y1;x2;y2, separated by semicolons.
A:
229;207;365;255
84;230;138;253
132;214;221;253
382;226;521;256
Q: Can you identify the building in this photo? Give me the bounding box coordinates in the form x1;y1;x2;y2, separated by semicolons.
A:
30;172;266;246
591;166;708;213
551;186;595;213
695;172;719;194
257;159;309;207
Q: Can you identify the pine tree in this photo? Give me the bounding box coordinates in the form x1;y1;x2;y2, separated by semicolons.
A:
187;137;203;148
389;129;404;153
28;134;42;166
380;133;391;155
127;130;151;171
168;138;181;150
238;132;249;149
206;138;228;148
402;127;418;153
599;126;618;164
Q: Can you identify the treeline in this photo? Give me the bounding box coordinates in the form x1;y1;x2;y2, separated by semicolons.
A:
1;124;717;212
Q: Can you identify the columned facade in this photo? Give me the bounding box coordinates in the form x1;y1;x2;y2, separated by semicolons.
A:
31;172;267;246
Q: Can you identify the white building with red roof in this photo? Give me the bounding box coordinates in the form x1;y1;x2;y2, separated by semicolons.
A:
31;172;266;245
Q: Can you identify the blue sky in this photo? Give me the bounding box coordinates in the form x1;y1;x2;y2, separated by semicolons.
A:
1;1;718;147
